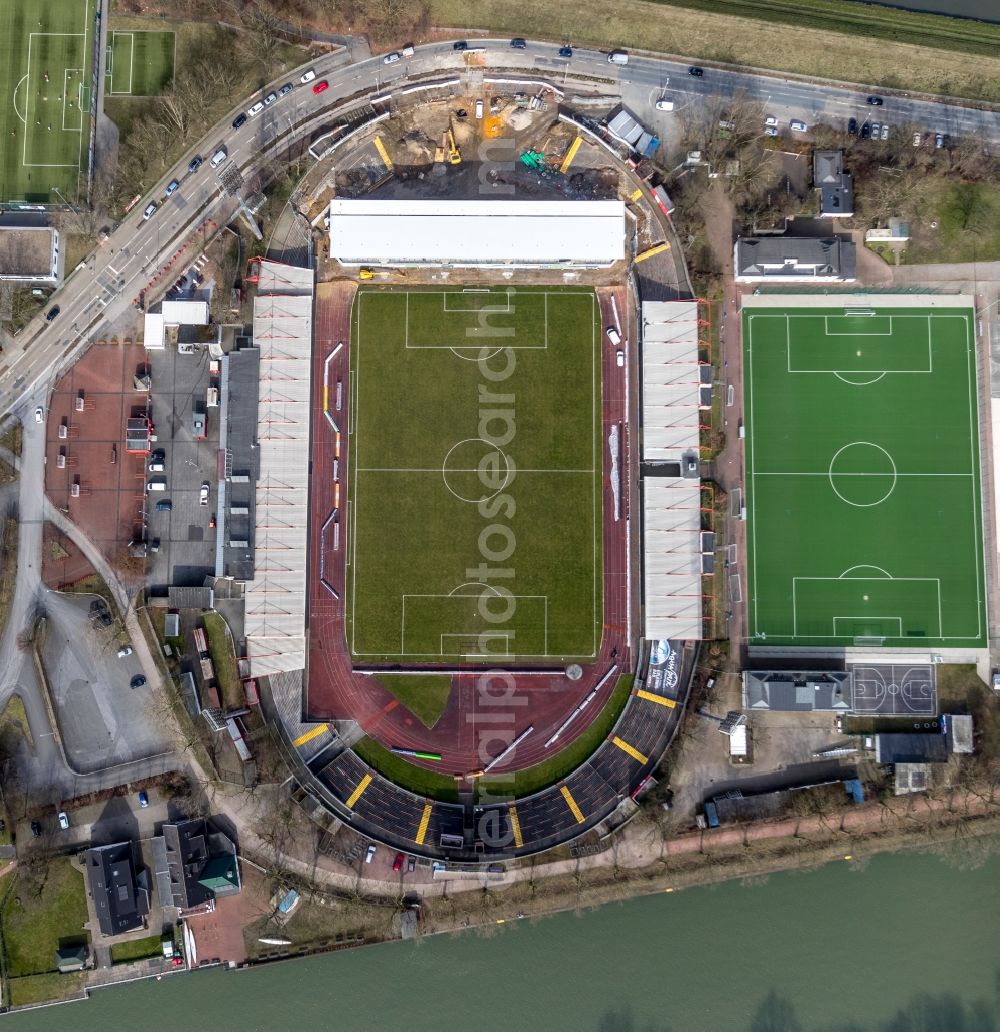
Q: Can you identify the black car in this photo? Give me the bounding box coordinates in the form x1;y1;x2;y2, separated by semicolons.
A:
860;121;871;139
232;112;248;130
155;500;172;512
45;305;60;321
188;155;203;173
452;40;467;51
688;66;704;76
847;117;857;135
558;46;573;58
130;675;147;689
510;37;527;49
866;95;883;106
30;821;41;838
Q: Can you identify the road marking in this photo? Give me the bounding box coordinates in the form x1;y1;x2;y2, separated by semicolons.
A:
612;736;648;764
637;689;676;708
373;135;393;170
415;802;433;845
345;773;372;810
292;723;328;747
508;804;523;848
560;785;585;824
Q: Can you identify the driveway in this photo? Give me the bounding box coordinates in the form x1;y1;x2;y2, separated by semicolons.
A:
41;591;170;773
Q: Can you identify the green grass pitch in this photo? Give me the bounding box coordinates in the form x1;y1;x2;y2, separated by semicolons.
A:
347;287;603;662
0;0;94;203
743;299;986;648
107;31;175;97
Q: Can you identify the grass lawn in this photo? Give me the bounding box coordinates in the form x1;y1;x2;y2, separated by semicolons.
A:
0;422;23;458
478;674;634;799
1;858;89;978
907;182;1000;264
107;29;175;96
743;299;985;648
0;694;34;753
428;0;1000;102
8;971;84;1006
110;933;162;964
373;674;453;729
347;288;602;663
0;0;95;203
202;611;242;709
0;517;19;647
351;737;459;803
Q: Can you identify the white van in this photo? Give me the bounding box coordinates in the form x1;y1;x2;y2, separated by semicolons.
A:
146;479;167;493
475;99;484;119
210;147;228;168
148;461;165;473
608;50;629;65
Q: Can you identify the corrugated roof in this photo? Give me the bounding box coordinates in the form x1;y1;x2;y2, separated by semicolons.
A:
327;199;626;267
245;264;313;675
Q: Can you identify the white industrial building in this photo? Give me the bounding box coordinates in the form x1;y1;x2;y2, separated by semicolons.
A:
327;199;626;268
244;261;313;676
143;300;209;350
640;300;705;642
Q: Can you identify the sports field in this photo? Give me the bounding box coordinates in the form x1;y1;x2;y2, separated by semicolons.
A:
347;288;603;662
106;30;175;97
0;0;95;203
743;296;986;649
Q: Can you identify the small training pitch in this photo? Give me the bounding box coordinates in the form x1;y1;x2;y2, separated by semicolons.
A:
106;30;175;98
743;296;986;649
347;288;603;662
0;0;95;203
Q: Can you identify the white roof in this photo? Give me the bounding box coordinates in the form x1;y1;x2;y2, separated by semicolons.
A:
641;300;702;461
161;300;209;325
642;478;703;641
327;199;626;267
245;264;314;676
143;312;165;350
729;724;748;757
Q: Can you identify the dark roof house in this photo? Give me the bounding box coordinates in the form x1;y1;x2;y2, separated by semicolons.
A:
158;818;241;911
813;150;854;218
734;236;856;282
743;670;853;711
85;842;150;937
55;943;90;972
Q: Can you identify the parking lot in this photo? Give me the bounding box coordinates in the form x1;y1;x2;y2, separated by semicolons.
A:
41;591;170;772
146;346;220;591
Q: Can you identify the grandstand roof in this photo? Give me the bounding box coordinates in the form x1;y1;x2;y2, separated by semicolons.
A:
327;199;626;267
245;263;313;675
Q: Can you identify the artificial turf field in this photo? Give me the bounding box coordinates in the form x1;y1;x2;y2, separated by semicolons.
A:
106;30;175;97
743;296;986;649
347;288;602;662
0;0;94;203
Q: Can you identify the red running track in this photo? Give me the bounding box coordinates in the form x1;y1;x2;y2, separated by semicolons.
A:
305;283;633;778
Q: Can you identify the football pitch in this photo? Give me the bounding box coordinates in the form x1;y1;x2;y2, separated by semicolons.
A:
743;296;986;649
346;288;603;662
106;30;175;97
0;0;95;203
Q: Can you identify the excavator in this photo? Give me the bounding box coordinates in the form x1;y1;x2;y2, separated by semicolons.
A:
445;117;462;165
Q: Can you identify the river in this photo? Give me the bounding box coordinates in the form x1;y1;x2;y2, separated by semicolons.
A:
11;843;1000;1031
860;0;1000;22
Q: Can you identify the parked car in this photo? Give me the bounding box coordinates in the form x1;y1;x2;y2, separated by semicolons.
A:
847;117;858;135
34;406;43;423
188;155;203;173
606;326;621;345
407;855;416;873
130;675;146;689
247;100;264;116
790;120;807;132
155;499;172;512
278;82;294;97
149;538;160;554
199;481;210;506
655;99;675;111
300;68;316;84
142;201;157;220
881;123;889;141
263;91;277;105
393;852;405;872
57;811;69;831
165;179;179;195
688;66;704;76
231;112;247;130
558;46;573;58
764;127;779;137
764;115;778;126
870;122;881;138
117;645;133;658
866;95;884;106
453;40;468;51
312;80;329;95
510;37;527;49
616;350;624;367
138;791;149;808
383;52;401;65
364;844;377;863
861;122;871;139
913;132;922;146
46;306;59;321
935;132;945;149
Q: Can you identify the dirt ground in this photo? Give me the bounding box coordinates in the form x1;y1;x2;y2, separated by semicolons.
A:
40;522;95;589
186;870;273;966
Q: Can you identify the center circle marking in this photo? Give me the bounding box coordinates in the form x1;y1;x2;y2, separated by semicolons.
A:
442;438;512;504
828;442;897;507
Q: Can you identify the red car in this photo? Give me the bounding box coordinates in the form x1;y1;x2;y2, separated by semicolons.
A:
392;852;405;872
312;80;329;94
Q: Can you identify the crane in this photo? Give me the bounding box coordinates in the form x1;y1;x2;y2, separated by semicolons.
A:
445;117;462;165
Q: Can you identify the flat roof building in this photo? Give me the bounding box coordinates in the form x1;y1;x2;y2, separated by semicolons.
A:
327;199;626;268
0;220;59;284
